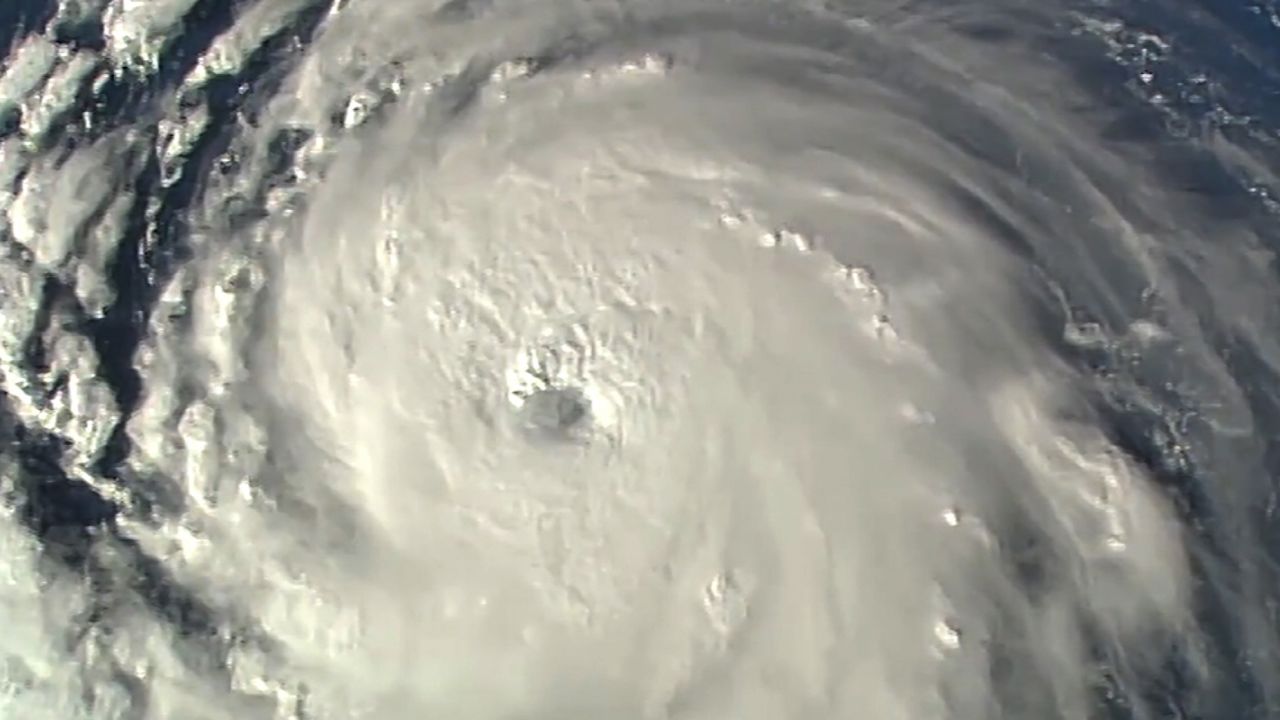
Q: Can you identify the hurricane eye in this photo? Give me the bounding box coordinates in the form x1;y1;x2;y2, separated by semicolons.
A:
518;385;591;439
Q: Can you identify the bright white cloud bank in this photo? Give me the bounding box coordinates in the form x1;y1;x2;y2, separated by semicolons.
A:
2;0;1278;718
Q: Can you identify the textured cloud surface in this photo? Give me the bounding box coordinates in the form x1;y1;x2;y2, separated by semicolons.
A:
1;0;1278;718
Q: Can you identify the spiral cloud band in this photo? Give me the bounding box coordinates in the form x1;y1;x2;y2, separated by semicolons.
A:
1;0;1278;718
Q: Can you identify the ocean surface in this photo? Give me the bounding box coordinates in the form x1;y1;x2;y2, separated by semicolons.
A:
1;0;1279;718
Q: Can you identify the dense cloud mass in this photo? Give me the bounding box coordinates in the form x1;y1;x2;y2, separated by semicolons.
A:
1;0;1279;718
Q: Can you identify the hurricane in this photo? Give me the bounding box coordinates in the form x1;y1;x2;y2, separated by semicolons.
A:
1;0;1278;718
